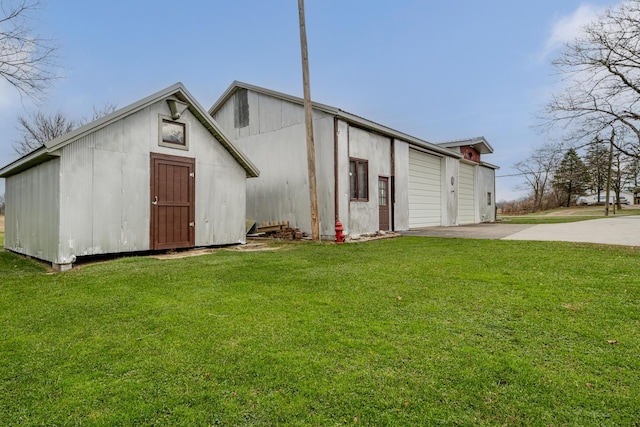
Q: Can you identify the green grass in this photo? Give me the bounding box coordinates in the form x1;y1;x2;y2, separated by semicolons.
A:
2;238;640;426
499;216;603;224
500;206;640;224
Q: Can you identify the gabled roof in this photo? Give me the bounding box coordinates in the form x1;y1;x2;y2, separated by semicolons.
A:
437;136;494;155
0;83;259;178
210;81;463;159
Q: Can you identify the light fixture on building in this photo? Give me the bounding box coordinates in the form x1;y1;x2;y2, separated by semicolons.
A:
167;98;189;120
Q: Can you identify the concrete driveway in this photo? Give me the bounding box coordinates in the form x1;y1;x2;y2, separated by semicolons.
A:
402;216;640;247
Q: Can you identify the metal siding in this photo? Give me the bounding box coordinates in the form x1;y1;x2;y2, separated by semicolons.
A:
393;141;410;231
4;159;60;263
213;92;333;236
59;111;152;259
458;162;476;224
238;123;311;232
408;149;442;228
258;93;284;133
442;157;459;226
313;116;336;237
478;166;496;222
347;126;391;236
192;106;248;245
211;100;236;139
336;119;350;233
56;98;247;261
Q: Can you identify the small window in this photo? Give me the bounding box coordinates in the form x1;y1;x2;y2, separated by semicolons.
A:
162;120;185;145
159;116;188;150
487;192;492;206
234;88;249;128
349;158;368;201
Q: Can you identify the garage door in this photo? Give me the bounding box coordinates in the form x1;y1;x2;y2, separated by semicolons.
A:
458;162;476;224
408;149;442;228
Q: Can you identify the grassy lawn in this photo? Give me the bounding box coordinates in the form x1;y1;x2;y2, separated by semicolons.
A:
500;206;640;224
1;237;639;426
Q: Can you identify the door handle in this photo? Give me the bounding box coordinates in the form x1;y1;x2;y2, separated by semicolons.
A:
152;196;158;205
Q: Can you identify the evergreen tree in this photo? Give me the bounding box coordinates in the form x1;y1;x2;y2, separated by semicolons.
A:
552;148;591;207
583;137;608;200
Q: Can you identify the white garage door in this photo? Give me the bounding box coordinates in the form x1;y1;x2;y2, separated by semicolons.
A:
408;149;442;228
458;162;476;224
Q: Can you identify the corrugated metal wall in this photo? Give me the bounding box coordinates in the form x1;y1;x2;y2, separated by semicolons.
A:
213;93;336;237
478;166;496;222
5;158;60;263
392;140;410;231
346;126;392;236
56;99;248;262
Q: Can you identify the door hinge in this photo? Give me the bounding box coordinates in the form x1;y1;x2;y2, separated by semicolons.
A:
190;172;195;178
189;222;195;227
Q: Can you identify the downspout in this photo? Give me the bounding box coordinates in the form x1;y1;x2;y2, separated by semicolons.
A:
334;116;339;223
390;138;395;231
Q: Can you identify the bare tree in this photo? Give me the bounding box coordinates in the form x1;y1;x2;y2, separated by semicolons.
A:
14;110;75;154
14;102;117;155
79;101;117;125
513;143;563;212
1;0;59;102
544;0;640;158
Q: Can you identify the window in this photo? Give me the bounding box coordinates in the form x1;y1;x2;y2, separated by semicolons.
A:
159;116;188;150
349;158;368;201
487;192;492;206
234;88;249;128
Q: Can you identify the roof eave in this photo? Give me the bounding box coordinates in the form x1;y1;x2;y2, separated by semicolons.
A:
2;82;259;179
480;161;500;170
0;146;59;178
211;81;461;159
438;136;494;154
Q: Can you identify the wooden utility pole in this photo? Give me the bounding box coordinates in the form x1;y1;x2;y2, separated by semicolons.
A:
298;0;320;241
605;127;615;216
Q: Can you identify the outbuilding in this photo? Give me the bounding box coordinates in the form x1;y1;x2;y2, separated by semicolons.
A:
0;83;259;270
209;81;498;239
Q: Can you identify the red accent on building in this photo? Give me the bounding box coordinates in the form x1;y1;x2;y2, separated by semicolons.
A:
460;145;481;163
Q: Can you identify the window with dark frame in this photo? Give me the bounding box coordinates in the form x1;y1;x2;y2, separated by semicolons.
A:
161;119;186;146
234;88;249;128
487;192;492;206
349;158;368;201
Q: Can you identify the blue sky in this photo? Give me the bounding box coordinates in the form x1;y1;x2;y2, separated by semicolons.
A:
0;0;623;200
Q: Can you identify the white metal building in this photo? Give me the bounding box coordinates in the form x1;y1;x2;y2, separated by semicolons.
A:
209;81;498;239
0;83;259;270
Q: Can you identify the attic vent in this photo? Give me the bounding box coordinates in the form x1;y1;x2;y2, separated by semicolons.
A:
234;88;249;129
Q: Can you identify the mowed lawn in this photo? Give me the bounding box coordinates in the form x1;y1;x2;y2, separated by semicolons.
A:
1;234;639;426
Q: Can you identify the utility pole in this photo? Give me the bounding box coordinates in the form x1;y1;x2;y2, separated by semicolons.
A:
605;127;615;216
298;0;320;241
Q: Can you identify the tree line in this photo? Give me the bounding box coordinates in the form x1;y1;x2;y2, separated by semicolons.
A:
512;142;639;212
512;0;640;214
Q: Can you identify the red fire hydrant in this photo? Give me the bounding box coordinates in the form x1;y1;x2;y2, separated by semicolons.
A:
335;220;345;244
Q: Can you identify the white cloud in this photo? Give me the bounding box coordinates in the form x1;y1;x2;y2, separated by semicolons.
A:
541;4;608;59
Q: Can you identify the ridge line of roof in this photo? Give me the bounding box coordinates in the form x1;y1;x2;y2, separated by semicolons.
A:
1;83;260;178
209;81;462;159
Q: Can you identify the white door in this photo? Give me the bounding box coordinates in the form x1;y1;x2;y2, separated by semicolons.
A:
408;149;442;228
458;162;476;224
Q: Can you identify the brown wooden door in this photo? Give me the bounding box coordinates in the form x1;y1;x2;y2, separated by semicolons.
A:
150;153;195;250
378;176;390;231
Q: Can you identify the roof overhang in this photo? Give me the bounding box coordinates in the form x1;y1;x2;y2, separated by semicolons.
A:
210;81;462;159
0;147;59;178
437;136;494;154
1;83;259;179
